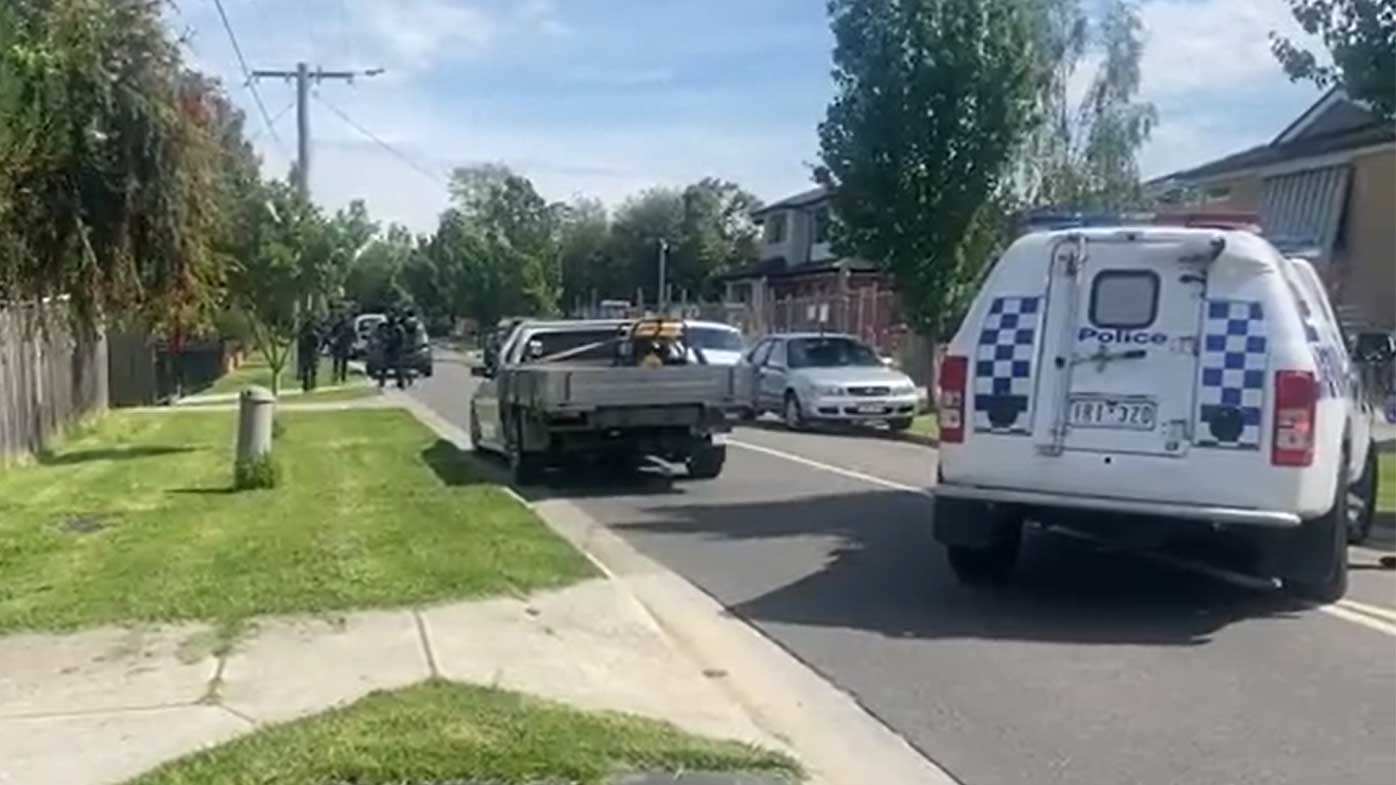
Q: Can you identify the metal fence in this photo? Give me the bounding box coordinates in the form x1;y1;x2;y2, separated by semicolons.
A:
577;289;937;384
0;304;109;461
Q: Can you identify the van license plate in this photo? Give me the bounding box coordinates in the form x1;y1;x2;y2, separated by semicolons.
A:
1069;397;1157;430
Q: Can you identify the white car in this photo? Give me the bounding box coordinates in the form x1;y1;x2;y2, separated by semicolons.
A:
743;333;919;430
352;313;386;359
933;226;1377;601
685;321;746;365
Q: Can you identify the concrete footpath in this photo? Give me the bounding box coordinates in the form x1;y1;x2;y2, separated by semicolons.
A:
0;580;773;785
0;395;955;785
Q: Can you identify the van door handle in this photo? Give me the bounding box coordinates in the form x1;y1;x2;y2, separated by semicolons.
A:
1054;357;1066;369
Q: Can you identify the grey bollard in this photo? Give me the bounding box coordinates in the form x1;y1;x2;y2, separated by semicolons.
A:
235;386;275;464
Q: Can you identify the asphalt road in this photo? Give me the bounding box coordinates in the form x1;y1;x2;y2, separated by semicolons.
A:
411;349;1396;785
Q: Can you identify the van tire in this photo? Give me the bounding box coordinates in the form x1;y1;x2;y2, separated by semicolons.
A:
1347;445;1377;544
946;540;1020;585
935;498;1022;585
888;417;913;432
1285;461;1349;603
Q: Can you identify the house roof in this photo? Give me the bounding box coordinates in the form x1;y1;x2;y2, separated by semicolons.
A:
1157;90;1394;184
751;185;829;218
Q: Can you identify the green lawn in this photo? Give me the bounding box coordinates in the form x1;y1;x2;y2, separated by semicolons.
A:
180;384;377;407
0;410;593;633
126;680;798;785
908;414;938;441
206;355;360;397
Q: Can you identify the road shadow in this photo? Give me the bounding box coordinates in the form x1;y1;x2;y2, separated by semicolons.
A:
740;417;936;447
424;440;681;500
536;460;687;499
39;446;197;466
612;489;1309;647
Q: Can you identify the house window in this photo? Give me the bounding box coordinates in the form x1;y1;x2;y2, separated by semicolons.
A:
1201;185;1232;204
813;206;831;244
765;212;787;245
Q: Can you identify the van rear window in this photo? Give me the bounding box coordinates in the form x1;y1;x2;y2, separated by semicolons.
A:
1090;270;1159;329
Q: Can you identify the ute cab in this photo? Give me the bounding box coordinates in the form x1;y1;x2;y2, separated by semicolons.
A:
934;227;1377;601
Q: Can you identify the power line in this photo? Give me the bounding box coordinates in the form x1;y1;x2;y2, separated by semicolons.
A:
210;0;284;148
247;100;295;143
313;92;448;187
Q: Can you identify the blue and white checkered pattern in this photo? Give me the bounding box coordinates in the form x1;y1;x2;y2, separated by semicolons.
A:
1196;300;1266;450
973;296;1041;434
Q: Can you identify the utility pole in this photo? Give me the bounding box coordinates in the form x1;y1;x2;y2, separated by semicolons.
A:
657;238;669;313
251;62;384;199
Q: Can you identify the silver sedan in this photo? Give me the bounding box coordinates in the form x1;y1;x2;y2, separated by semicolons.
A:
742;333;919;430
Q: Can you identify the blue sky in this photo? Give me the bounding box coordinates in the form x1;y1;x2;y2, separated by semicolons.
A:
169;0;1328;233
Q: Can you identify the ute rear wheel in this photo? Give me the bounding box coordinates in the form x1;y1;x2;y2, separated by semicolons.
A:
686;444;727;479
509;419;542;486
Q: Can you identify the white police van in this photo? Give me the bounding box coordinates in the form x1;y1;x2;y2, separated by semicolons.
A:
933;226;1378;601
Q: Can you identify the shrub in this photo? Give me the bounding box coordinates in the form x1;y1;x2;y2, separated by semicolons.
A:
234;452;281;491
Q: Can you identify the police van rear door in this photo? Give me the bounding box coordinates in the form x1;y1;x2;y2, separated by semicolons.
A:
1038;234;1207;457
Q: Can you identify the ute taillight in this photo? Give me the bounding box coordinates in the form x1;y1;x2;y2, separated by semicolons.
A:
1273;370;1317;467
939;355;968;444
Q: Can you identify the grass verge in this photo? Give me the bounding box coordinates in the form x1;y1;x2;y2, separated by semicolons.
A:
908;414;938;441
205;356;359;397
125;680;798;785
0;409;594;633
179;384;377;407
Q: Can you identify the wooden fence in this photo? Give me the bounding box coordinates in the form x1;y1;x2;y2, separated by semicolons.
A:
0;304;109;461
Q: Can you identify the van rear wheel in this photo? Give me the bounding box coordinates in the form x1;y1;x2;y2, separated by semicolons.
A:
686;444;726;479
509;420;542;486
1284;460;1349;603
935;497;1022;585
946;541;1020;585
1347;446;1377;544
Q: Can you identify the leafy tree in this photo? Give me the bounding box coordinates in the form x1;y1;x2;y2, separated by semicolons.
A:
440;165;562;321
557;197;611;312
606;179;760;305
608;188;684;304
1019;0;1156;211
1271;0;1395;120
0;0;233;333
225;181;325;395
816;0;1043;339
318;200;378;304
677;178;762;295
345;224;413;313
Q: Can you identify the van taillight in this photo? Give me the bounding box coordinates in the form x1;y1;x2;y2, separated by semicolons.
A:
939;355;968;444
1273;370;1316;467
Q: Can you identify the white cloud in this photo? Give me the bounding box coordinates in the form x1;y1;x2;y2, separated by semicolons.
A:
361;0;499;70
1132;0;1330;178
516;0;572;39
1137;0;1323;98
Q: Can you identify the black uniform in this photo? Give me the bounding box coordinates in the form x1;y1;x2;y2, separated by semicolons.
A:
297;319;321;392
331;316;355;384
